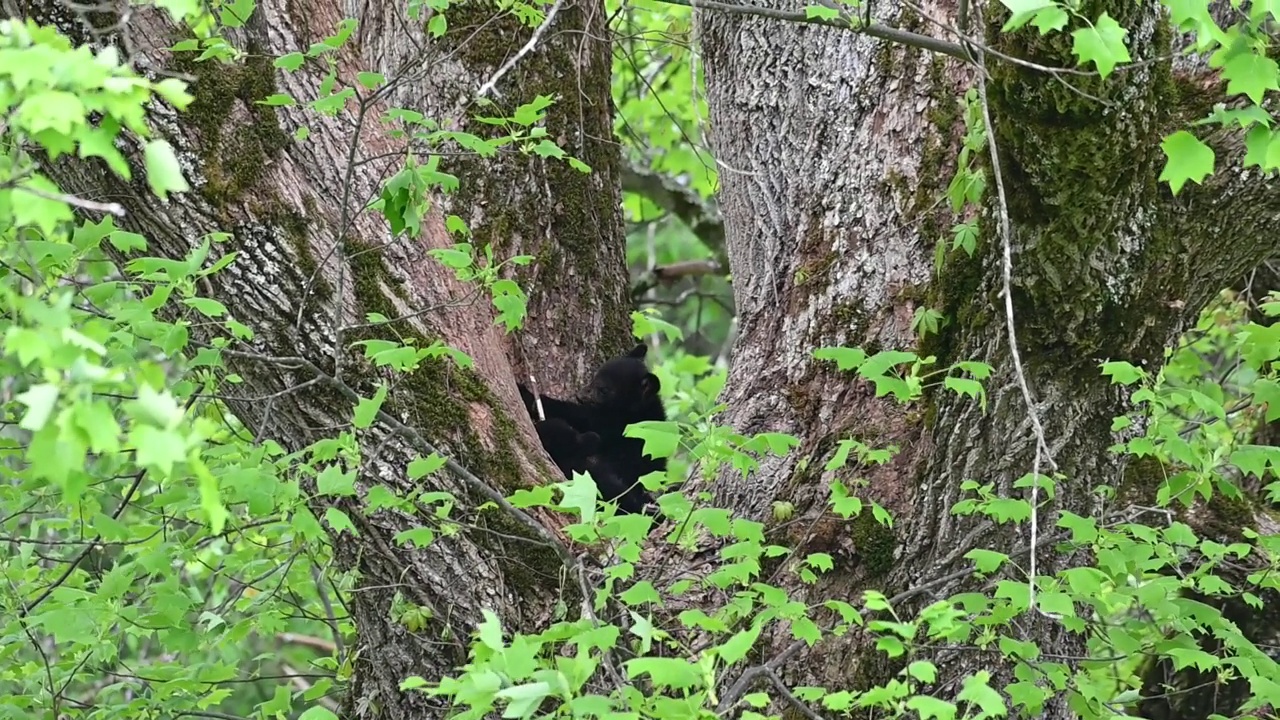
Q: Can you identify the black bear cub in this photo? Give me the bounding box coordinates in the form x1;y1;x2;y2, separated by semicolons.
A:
520;344;667;515
533;418;651;515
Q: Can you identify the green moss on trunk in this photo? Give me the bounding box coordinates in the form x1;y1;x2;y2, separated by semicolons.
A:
982;2;1177;368
434;0;632;350
339;237;563;587
173;46;289;210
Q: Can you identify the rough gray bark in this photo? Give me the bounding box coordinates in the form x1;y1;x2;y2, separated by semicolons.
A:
696;0;1279;710
21;0;629;716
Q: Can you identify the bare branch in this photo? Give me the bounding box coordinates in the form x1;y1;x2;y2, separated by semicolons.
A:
620;160;725;258
631;258;725;298
14;183;126;216
476;0;568;98
654;0;968;60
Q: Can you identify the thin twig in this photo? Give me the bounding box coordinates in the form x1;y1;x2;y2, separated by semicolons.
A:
14;184;126;216
476;0;569;98
717;638;806;713
971;4;1059;617
656;0;968;60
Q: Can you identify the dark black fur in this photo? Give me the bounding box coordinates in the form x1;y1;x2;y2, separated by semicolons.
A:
533;418;651;515
520;344;667;515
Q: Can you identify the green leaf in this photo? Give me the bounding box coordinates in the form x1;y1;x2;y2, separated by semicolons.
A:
1230;445;1280;478
717;623;762;664
323;507;357;534
806;552;834;572
530;139;566;159
619;580;661;605
153;77;195;111
16;383;60;431
999;0;1056;32
623;657;702;689
1100;360;1145;385
365;485;405;513
218;0;256;26
193;456;230;534
427;14;447;36
743;431;801;457
859;350;919;378
260;93;297;106
128;383;184;428
512;95;555;125
130;425;188;475
408;453;447;479
1167;646;1220;672
184;297;228;317
14;175;75;236
1221;51;1280;105
400;676;428;690
957;671;1007;718
155;0;204;22
1036;591;1076;617
1254;378;1280;422
109;231;148;253
623;420;681;460
477;609;505;649
353;384;388;429
813;346;868;371
558;471;600;523
357;71;386;89
143;140;191;199
1007;681;1049;713
1159;130;1215;194
964;548;1009;574
906;660;938;683
316;465;358;496
18;90;85;134
804;4;840;20
907;695;957;720
275;52;306;70
1243;124;1277;170
495;681;551;719
1071;13;1131;79
394;527;436;548
1031;6;1068;33
944;376;986;408
74;400;122;454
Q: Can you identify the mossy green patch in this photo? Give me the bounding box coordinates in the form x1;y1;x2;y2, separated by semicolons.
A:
915;55;961;224
850;640;907;690
980;1;1177;368
271;208;333;302
344;235;411;313
1200;491;1255;545
173;45;289;210
434;1;630;346
851;508;896;578
896;5;924;70
919;243;988;367
338;234;561;588
811;299;871;348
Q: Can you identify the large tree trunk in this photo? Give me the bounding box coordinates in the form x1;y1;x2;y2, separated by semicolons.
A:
22;0;629;716
696;0;1278;711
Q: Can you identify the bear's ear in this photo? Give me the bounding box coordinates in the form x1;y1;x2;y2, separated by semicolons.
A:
639;372;660;399
626;343;648;359
579;432;601;454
